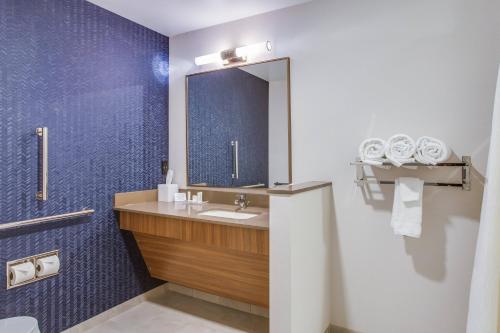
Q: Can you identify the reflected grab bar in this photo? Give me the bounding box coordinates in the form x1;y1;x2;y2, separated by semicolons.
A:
36;127;48;201
0;209;95;231
231;140;239;179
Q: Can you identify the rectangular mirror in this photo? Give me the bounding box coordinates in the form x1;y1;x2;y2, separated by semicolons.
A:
186;57;291;188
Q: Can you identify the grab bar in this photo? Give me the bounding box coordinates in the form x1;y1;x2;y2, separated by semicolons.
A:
0;209;94;231
231;140;239;179
36;127;48;201
241;183;266;188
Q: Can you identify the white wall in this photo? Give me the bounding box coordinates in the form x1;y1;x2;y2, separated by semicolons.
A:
270;187;333;333
269;80;289;185
169;1;500;332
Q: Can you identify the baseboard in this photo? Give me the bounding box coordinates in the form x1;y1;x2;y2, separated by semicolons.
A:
166;282;269;318
329;324;363;333
62;283;169;333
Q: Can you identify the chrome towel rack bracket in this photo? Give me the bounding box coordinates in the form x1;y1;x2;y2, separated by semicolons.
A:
350;156;471;191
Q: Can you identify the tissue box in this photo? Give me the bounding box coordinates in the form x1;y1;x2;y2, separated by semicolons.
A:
158;184;179;202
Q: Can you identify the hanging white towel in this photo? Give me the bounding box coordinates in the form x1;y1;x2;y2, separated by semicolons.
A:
415;136;451;165
391;177;424;238
358;138;386;165
385;134;416;167
467;68;500;333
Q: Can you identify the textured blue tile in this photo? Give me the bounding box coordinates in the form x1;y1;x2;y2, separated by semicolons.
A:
0;1;168;332
188;68;269;187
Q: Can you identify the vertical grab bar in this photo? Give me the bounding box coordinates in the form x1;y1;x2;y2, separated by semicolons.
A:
231;140;239;179
36;127;48;201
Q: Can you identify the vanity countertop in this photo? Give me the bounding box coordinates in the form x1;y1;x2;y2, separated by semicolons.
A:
114;201;269;230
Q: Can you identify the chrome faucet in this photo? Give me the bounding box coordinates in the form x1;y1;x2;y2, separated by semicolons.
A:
234;194;250;210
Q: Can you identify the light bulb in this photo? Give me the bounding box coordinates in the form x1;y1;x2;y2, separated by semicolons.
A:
194;40;272;66
194;52;222;66
235;41;272;58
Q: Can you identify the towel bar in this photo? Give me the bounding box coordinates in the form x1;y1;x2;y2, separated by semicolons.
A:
351;156;471;191
0;209;95;231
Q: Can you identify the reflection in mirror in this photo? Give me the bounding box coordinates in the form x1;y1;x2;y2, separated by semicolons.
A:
187;58;291;188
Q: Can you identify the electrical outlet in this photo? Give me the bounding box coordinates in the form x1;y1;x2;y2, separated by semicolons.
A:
161;160;169;175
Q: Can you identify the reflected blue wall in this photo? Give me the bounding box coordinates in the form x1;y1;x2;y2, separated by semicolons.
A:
0;1;168;332
188;68;269;187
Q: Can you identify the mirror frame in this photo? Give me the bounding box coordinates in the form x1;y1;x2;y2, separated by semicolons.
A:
185;56;292;189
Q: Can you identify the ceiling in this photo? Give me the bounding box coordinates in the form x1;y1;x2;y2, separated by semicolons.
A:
87;0;313;37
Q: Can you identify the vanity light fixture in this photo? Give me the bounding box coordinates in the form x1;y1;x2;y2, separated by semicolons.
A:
194;52;222;66
194;41;272;66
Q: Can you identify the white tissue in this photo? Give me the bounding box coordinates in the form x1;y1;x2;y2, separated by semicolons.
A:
10;261;36;286
36;255;60;277
165;169;174;185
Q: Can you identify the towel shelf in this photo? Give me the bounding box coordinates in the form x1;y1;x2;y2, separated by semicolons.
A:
351;156;471;191
0;209;95;231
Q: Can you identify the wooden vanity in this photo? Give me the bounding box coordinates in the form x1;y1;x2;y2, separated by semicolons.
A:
114;191;269;308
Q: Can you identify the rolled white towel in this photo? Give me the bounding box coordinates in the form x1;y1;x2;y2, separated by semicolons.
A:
415;136;451;165
385;134;416;167
358;138;386;165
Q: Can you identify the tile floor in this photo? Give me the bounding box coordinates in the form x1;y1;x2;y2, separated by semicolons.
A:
85;291;269;333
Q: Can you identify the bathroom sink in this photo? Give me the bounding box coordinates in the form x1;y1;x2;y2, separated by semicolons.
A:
198;210;258;220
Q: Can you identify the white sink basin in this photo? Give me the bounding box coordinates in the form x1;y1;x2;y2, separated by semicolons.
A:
198;210;258;220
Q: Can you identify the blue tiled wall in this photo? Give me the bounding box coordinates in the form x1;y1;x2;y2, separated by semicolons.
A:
0;1;168;332
188;68;269;187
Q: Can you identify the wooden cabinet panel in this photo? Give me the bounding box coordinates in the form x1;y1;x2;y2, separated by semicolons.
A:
119;212;269;307
134;233;269;307
120;212;269;255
